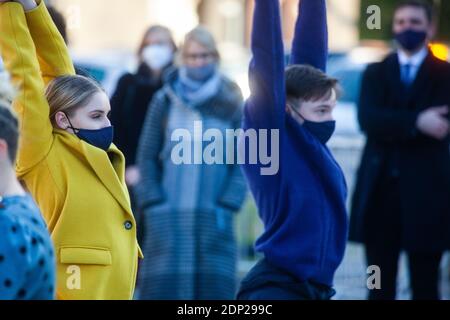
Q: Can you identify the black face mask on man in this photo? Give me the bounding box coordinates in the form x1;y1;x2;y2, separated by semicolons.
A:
395;29;427;52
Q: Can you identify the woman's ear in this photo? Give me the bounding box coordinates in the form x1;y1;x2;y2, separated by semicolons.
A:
54;111;70;130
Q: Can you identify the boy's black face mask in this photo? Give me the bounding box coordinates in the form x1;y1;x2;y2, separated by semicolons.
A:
289;105;336;145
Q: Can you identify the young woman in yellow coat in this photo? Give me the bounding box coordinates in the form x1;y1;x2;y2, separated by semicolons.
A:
0;0;143;300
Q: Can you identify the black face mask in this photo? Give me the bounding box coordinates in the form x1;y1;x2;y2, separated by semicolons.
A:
64;114;114;151
395;29;427;52
289;105;336;145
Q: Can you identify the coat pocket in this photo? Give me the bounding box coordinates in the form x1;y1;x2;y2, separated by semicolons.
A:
59;246;112;266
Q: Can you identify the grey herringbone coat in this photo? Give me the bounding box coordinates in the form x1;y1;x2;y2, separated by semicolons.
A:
135;69;247;300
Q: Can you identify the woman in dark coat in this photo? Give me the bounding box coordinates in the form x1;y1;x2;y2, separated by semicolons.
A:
111;25;177;190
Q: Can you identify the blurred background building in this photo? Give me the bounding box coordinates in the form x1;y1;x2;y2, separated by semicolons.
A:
46;0;360;54
44;0;450;53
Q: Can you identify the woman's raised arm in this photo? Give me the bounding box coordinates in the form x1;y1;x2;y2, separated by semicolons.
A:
0;1;54;174
25;0;75;86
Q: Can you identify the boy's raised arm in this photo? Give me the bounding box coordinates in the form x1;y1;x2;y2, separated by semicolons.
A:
246;0;286;129
290;0;328;72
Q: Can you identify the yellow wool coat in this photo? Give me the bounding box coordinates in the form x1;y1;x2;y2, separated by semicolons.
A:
0;1;143;300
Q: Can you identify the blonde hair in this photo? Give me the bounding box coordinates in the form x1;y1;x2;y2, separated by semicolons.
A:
181;26;220;61
46;75;104;126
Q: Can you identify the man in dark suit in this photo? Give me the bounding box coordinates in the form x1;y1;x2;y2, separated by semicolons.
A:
350;0;450;300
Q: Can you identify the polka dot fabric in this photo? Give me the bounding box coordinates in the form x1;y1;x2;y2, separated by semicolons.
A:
0;195;55;300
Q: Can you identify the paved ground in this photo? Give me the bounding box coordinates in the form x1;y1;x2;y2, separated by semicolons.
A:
333;244;450;300
238;245;450;300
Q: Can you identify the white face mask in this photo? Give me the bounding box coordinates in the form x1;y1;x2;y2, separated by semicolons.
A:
142;44;173;71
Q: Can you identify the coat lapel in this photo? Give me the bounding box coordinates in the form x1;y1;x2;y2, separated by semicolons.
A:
55;129;132;216
407;52;434;106
387;51;434;108
385;53;407;103
81;142;132;215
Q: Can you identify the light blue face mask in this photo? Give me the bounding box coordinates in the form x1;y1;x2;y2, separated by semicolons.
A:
185;63;216;82
64;114;114;151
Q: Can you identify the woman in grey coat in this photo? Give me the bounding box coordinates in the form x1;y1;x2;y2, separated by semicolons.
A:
135;26;247;300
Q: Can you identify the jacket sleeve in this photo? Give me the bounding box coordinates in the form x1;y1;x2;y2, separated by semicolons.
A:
25;0;75;86
245;0;286;130
445;67;450;123
290;0;328;72
0;214;27;300
135;90;168;210
217;88;248;212
110;75;129;126
0;1;54;174
358;64;420;142
110;74;132;153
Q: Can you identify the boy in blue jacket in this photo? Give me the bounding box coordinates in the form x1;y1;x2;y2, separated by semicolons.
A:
0;103;55;300
237;0;348;300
